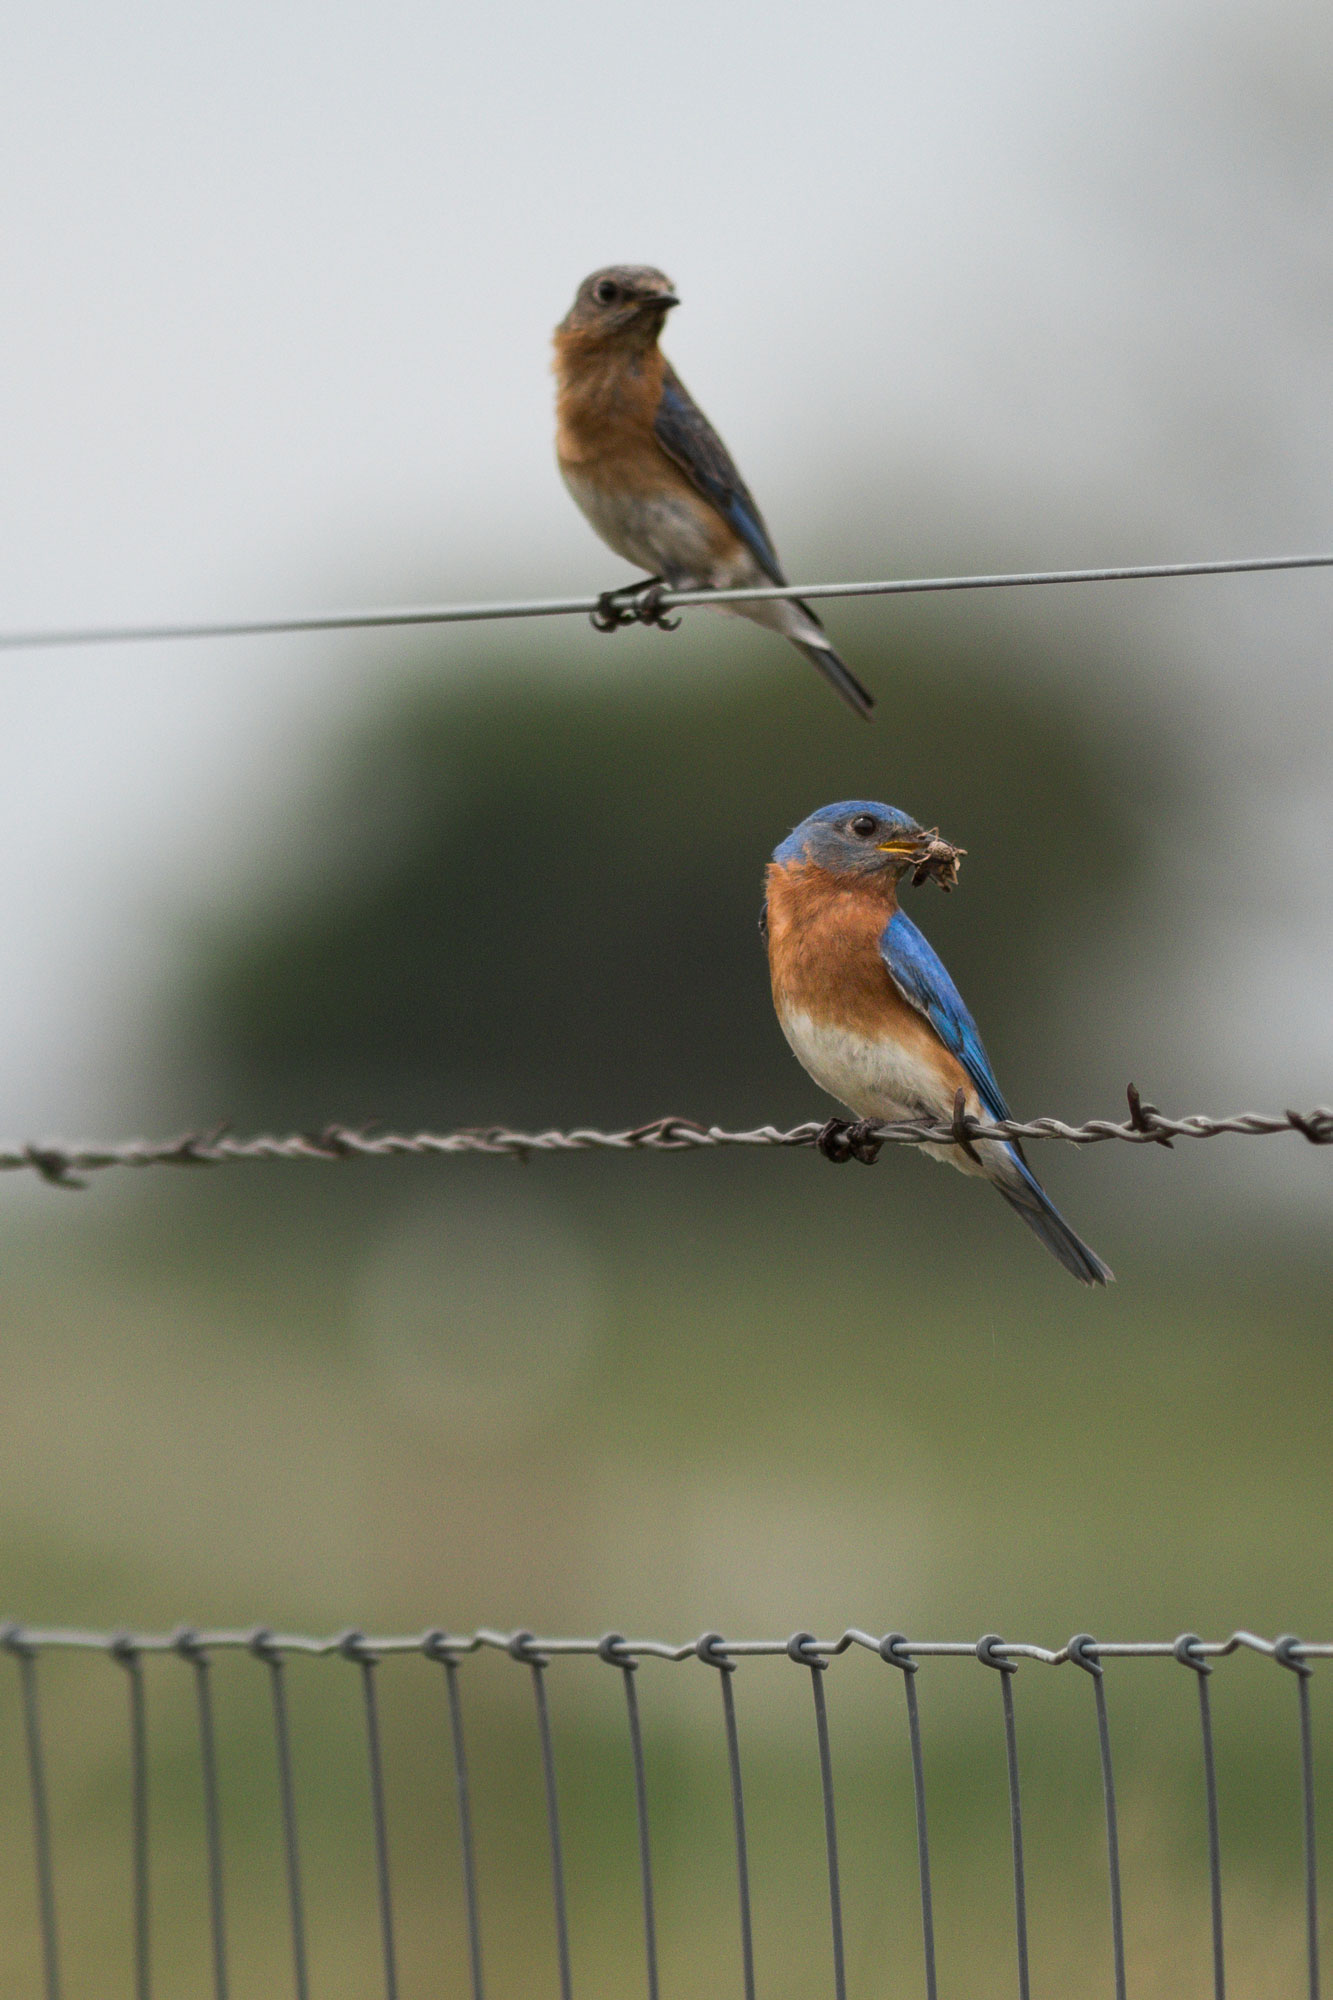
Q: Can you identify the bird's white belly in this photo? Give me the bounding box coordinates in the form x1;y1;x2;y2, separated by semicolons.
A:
777;1007;986;1176
560;466;748;586
777;1008;937;1119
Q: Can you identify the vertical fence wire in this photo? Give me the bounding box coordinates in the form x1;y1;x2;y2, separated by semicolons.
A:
112;1639;152;2000
599;1636;659;2000
253;1635;310;2000
698;1635;756;2000
882;1636;938;2000
1276;1638;1320;2000
1175;1636;1226;2000
345;1639;399;2000
978;1639;1030;2000
5;1636;62;2000
789;1636;847;2000
0;1626;1325;1999
1069;1638;1126;2000
431;1642;486;2000
515;1637;573;2000
1296;1670;1321;2000
176;1635;228;2000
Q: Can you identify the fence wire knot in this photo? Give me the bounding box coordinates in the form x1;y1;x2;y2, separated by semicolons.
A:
1068;1633;1103;1676
1274;1633;1313;1677
696;1631;735;1672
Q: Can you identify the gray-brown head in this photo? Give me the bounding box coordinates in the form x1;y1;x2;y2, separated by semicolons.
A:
556;265;679;348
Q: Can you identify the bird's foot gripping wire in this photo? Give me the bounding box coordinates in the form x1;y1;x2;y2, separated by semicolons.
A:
589;578;681;633
815;1117;884;1166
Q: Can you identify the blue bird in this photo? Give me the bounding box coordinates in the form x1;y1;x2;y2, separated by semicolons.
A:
763;801;1113;1285
553;265;875;719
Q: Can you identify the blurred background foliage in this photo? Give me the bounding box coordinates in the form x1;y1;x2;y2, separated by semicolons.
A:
0;600;1328;1996
171;600;1157;1132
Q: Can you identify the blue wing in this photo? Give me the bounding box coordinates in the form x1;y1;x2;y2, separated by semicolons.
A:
653;365;786;585
879;909;1012;1122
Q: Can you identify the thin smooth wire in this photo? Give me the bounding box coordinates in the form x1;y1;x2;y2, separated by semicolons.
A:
438;1654;486;2000
1178;1644;1227;2000
889;1650;939;2000
117;1645;152;2000
261;1649;310;2000
1070;1640;1127;2000
354;1651;399;2000
616;1661;660;2000
183;1645;229;2000
529;1659;573;2000
13;1647;62;2000
718;1666;757;2000
1277;1641;1321;2000
3;550;1331;651
5;1100;1332;1188
998;1670;1030;2000
806;1656;848;2000
1297;1670;1321;2000
3;1625;1329;1662
1092;1674;1127;2000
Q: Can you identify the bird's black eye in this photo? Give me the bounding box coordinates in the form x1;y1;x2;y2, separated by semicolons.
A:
594;279;620;305
850;814;877;837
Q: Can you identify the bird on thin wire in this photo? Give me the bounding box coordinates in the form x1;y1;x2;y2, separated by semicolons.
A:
553;266;875;719
763;802;1113;1284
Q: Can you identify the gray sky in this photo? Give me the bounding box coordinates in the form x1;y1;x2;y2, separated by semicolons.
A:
1;0;1330;1158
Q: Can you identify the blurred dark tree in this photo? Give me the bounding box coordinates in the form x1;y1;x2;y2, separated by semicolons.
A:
174;609;1172;1136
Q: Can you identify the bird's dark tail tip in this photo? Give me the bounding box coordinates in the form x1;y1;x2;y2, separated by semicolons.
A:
794;638;875;719
996;1151;1114;1287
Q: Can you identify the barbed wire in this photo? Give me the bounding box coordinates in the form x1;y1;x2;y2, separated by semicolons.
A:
2;549;1331;651
4;1089;1331;1187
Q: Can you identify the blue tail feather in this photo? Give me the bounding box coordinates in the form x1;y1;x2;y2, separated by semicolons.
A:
991;1145;1113;1287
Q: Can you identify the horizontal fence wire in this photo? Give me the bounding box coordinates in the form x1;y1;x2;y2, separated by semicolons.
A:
2;549;1332;651
1;1628;1323;2000
4;1090;1332;1187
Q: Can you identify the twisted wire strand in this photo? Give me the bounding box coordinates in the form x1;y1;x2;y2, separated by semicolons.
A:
3;1627;1328;1664
4;1095;1331;1186
2;551;1331;651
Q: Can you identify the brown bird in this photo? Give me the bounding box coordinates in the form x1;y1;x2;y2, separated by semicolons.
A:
553;264;875;719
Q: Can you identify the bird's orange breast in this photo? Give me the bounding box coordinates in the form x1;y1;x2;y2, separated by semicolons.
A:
766;861;914;1036
553;337;672;480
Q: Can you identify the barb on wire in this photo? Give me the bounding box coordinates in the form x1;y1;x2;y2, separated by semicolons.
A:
2;551;1331;651
1;1091;1330;1186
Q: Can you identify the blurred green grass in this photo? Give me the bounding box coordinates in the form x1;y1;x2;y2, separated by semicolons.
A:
0;609;1328;1993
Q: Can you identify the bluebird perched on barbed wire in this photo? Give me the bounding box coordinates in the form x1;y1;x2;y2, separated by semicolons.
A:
762;802;1113;1284
553;266;875;720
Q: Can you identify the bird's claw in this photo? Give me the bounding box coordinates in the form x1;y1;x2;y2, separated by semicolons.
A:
816;1117;883;1166
631;581;682;630
589;579;681;634
590;588;639;632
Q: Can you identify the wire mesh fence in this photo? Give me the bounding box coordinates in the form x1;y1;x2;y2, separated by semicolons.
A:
1;1625;1324;2000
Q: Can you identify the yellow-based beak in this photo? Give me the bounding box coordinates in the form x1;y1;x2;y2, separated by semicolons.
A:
879;829;965;891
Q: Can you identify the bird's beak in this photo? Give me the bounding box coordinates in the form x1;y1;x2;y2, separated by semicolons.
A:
880;830;965;891
641;293;679;311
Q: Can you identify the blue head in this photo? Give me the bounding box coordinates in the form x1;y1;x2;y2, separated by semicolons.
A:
771;801;963;887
